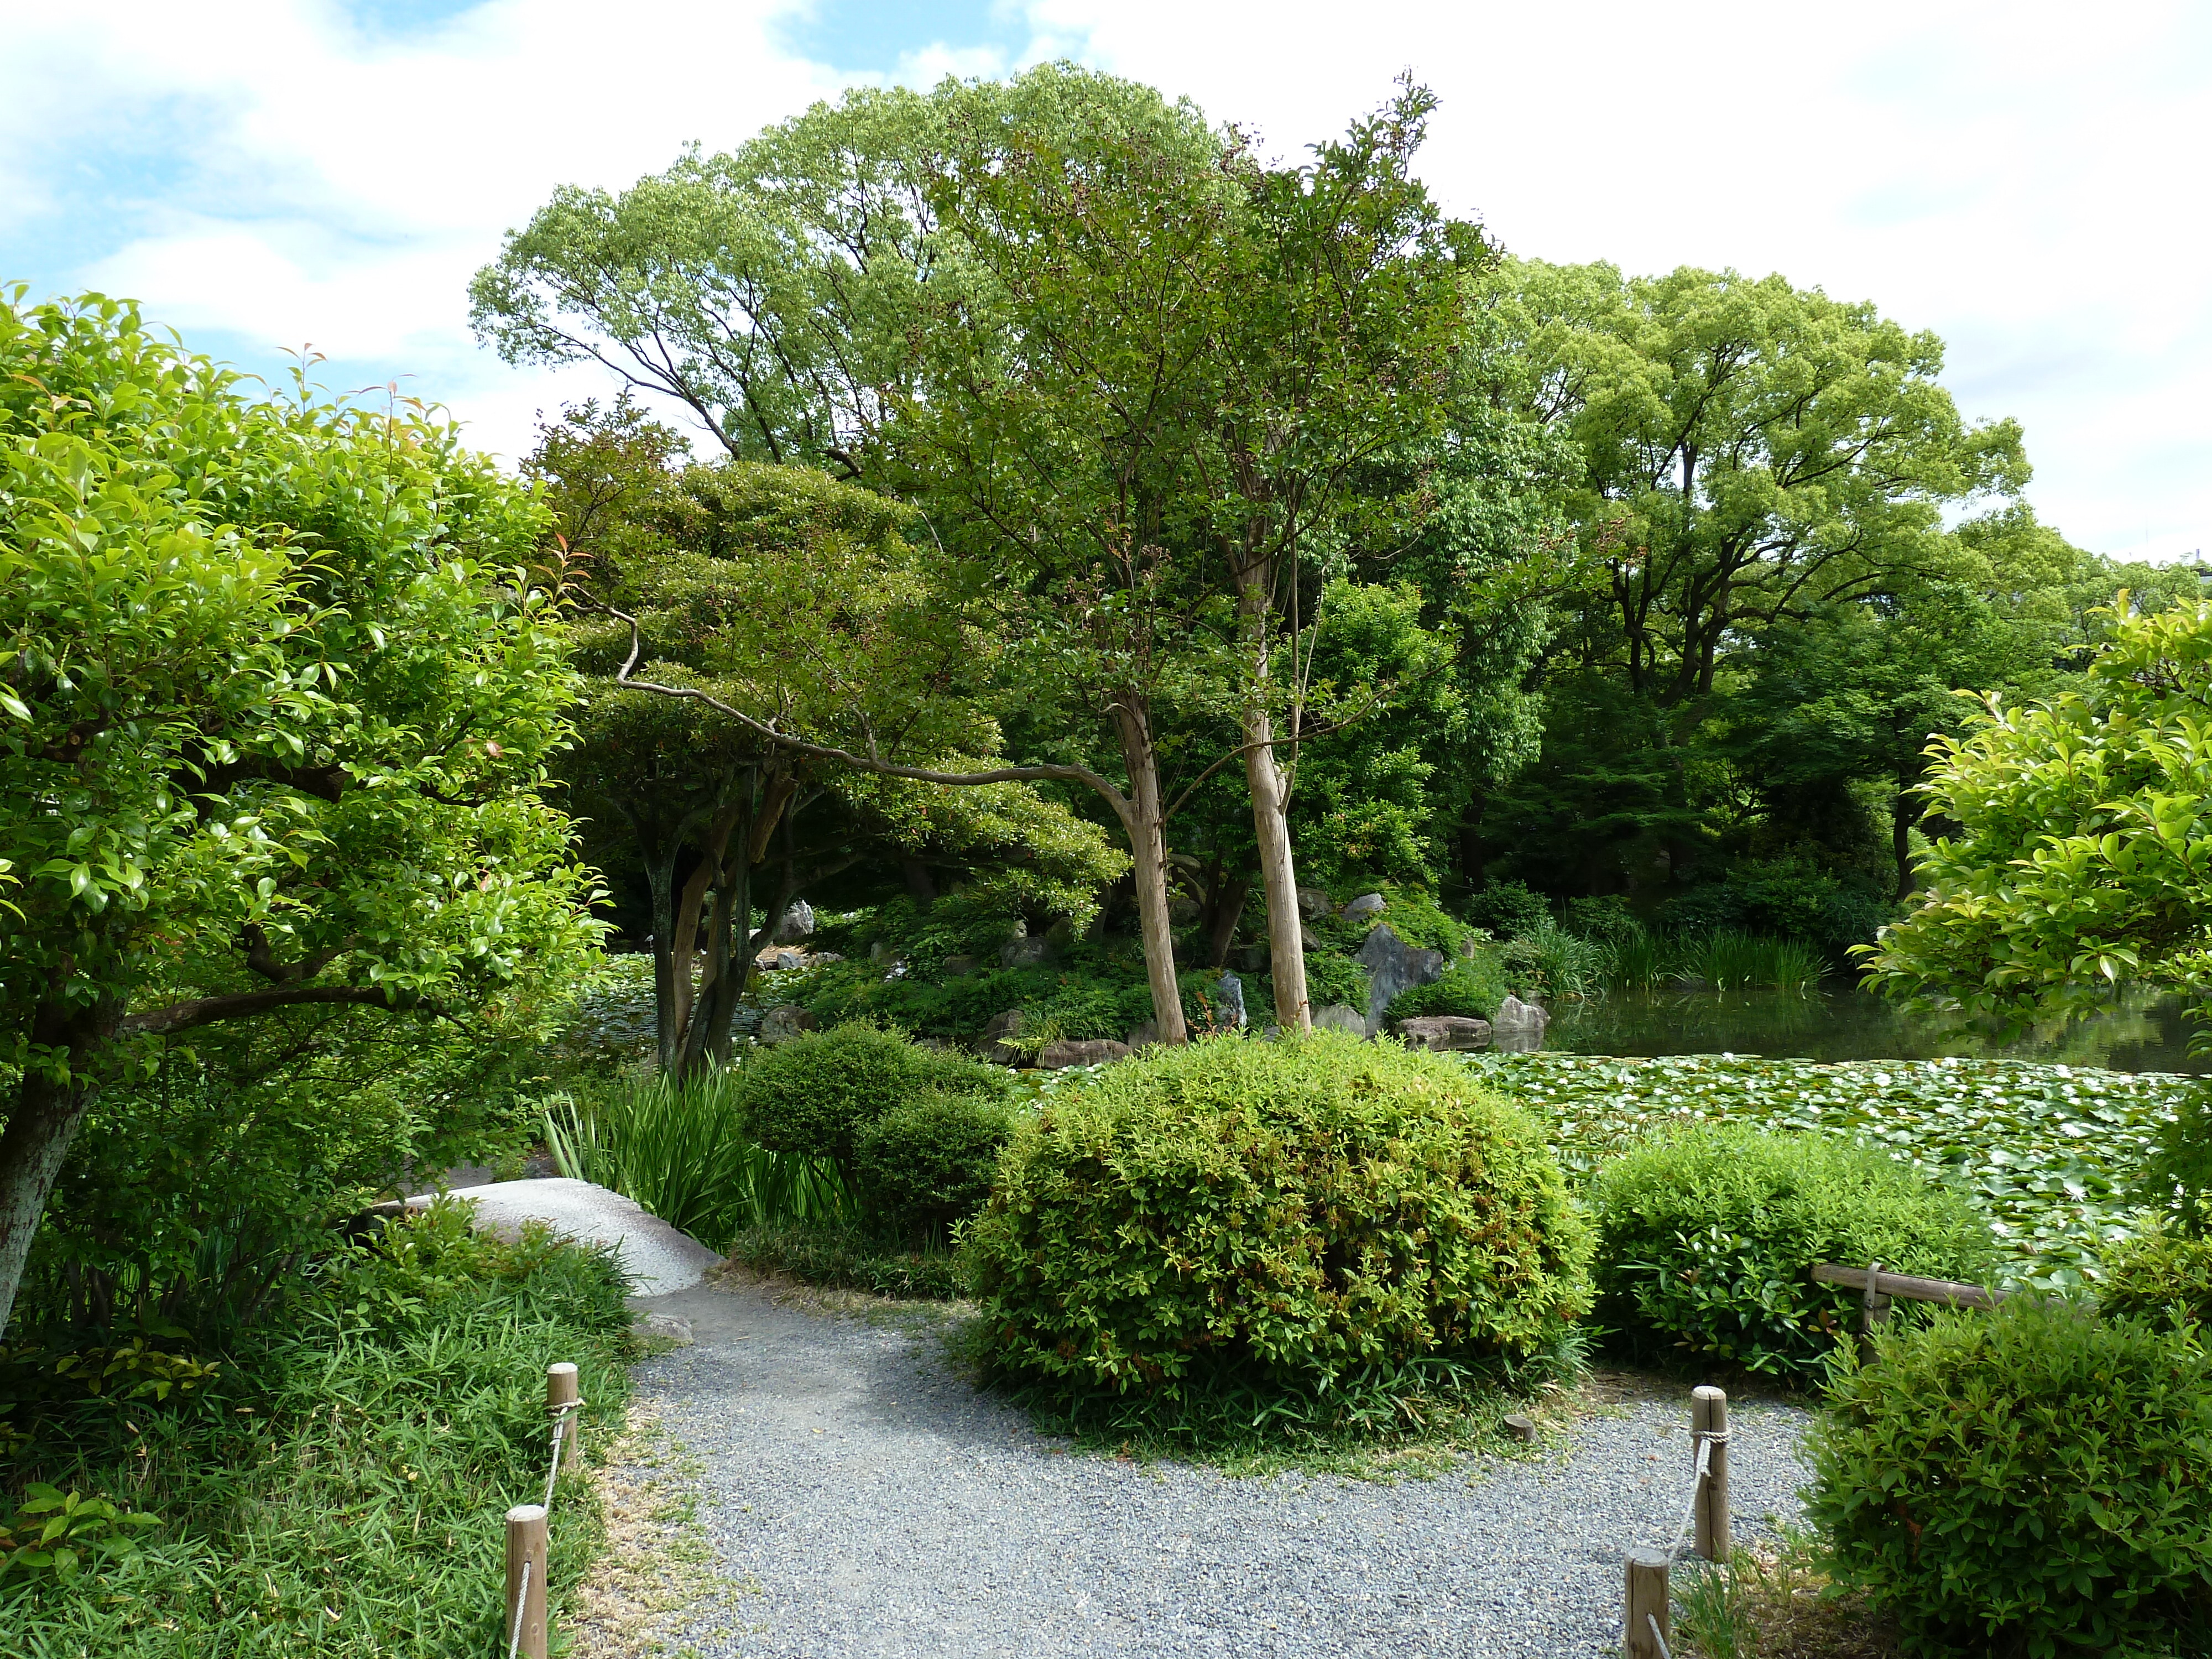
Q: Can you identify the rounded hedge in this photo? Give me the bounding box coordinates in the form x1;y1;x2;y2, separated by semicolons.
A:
1809;1298;2212;1656
734;1022;1005;1169
966;1031;1593;1400
851;1093;1014;1248
1589;1124;2001;1383
1384;955;1509;1026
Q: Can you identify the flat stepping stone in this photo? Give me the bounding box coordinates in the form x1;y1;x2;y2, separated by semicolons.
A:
405;1177;722;1295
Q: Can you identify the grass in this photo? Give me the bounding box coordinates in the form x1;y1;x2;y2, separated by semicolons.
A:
724;1222;967;1301
1471;1051;2199;1286
0;1203;633;1657
1673;1532;1898;1658
543;1066;851;1251
1600;927;1825;993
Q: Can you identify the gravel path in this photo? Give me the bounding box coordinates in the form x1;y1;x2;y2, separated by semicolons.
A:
619;1275;1813;1658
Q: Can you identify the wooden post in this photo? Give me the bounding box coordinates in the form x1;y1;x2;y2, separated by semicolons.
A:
547;1362;581;1472
1859;1260;1892;1367
1625;1546;1670;1659
504;1504;548;1659
1503;1413;1537;1444
1693;1385;1730;1562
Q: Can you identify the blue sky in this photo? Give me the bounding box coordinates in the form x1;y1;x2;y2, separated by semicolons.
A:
3;0;2207;561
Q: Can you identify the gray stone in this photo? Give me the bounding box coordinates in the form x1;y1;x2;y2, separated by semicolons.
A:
1343;891;1387;921
1311;1003;1368;1036
998;921;1062;969
1214;971;1247;1029
758;1005;817;1044
1492;993;1548;1052
771;900;816;943
1125;1020;1161;1050
1035;1038;1130;1070
981;1008;1025;1065
1353;922;1447;1036
633;1311;696;1345
1296;885;1334;921
1167;894;1203;927
766;948;806;971
405;1178;719;1295
1237;943;1270;975
1396;1015;1493;1052
941;954;979;979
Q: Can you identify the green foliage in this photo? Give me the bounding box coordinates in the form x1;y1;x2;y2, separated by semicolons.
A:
1588;1124;2000;1382
1298;951;1371;1015
2097;1223;2212;1334
725;1223;967;1301
542;1068;850;1251
0;1204;631;1650
1385;953;1510;1025
0;1486;160;1587
1670;930;1826;992
1475;1052;2192;1286
1660;863;1892;959
851;1093;1013;1247
1864;598;2212;1036
2141;1086;2212;1235
732;1022;1005;1171
1465;881;1551;938
1498;918;1605;999
1809;1299;2212;1657
967;1032;1594;1416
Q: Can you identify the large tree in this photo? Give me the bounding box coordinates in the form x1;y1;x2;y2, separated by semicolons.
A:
0;294;601;1335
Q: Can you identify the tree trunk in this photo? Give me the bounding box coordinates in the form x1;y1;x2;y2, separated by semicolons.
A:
1111;699;1189;1045
641;829;682;1075
1243;706;1311;1033
0;999;114;1339
1202;873;1250;969
900;858;938;907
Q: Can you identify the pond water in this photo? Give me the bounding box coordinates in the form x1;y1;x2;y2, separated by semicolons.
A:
1543;985;2210;1074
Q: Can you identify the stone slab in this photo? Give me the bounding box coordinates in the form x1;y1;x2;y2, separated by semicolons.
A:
406;1176;723;1296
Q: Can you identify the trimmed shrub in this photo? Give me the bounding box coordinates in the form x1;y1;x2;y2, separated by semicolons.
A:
1465;880;1551;940
852;1093;1015;1246
1589;1124;2001;1383
1300;950;1370;1014
1809;1298;2212;1657
967;1031;1594;1404
733;1022;1005;1170
2099;1222;2212;1334
1385;953;1511;1025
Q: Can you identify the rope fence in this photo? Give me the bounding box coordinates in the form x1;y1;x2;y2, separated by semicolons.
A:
503;1363;583;1659
1624;1385;1730;1659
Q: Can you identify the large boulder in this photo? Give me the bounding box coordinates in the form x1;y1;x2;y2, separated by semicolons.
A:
405;1178;720;1296
982;1008;1026;1065
941;953;979;979
1126;1019;1161;1050
758;1005;817;1044
1397;1015;1493;1052
1214;970;1248;1030
1342;891;1387;922
1312;1003;1367;1036
1035;1037;1130;1070
1296;885;1334;921
1492;994;1548;1052
998;920;1064;969
771;899;816;943
1354;923;1447;1036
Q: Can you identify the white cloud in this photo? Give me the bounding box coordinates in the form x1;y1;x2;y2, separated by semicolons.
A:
3;0;2207;557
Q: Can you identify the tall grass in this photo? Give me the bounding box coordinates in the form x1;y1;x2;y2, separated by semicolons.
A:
542;1068;849;1251
1592;924;1824;993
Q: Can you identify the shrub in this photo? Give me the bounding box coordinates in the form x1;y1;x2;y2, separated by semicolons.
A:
726;1222;968;1300
1499;918;1605;999
733;1022;1005;1170
1809;1298;2212;1657
1589;1124;2001;1383
1465;880;1551;940
1658;860;1892;956
1300;950;1370;1014
2098;1222;2212;1334
967;1032;1594;1406
1385;952;1510;1025
851;1093;1014;1246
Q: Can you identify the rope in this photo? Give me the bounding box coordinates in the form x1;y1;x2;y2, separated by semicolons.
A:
1647;1611;1673;1659
540;1396;587;1512
506;1557;531;1659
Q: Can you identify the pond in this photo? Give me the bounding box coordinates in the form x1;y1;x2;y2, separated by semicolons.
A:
1543;984;2210;1074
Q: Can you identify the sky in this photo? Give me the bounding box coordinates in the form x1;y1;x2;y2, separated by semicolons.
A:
3;0;2207;561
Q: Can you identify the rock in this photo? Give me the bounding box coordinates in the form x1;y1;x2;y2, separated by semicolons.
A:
404;1178;720;1295
633;1311;695;1345
773;948;807;971
1035;1037;1130;1069
1237;944;1271;975
1296;885;1334;921
771;900;816;943
1167;894;1203;926
981;1008;1025;1065
758;1005;817;1044
1126;1019;1161;1049
1353;923;1447;1036
1396;1015;1493;1052
1491;994;1548;1052
1343;892;1387;921
1214;971;1248;1029
1312;1003;1368;1036
941;954;979;979
998;921;1062;969
869;940;891;963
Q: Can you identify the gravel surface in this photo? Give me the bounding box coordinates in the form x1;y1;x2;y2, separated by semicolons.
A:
619;1275;1813;1658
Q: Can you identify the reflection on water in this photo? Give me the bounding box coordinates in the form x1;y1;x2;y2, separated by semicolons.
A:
1545;986;2209;1074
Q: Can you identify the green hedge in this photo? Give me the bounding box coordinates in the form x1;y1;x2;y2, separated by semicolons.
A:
1809;1298;2212;1656
2099;1223;2212;1333
1588;1124;2001;1383
852;1093;1014;1248
733;1022;1004;1171
1384;953;1510;1025
967;1032;1593;1406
